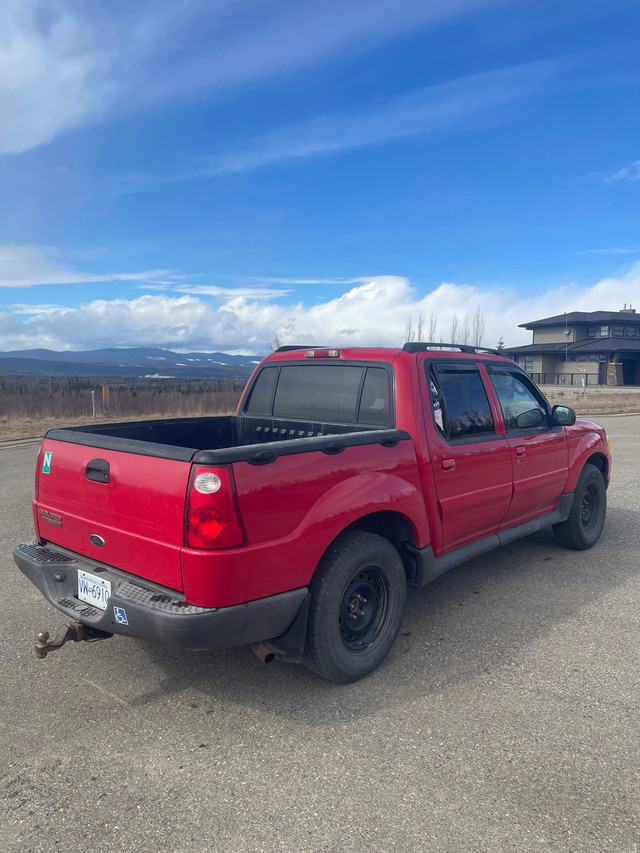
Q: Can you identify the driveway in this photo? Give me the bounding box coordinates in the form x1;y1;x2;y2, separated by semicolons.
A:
1;415;638;852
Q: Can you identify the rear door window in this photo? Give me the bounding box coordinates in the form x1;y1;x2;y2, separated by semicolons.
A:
429;364;495;440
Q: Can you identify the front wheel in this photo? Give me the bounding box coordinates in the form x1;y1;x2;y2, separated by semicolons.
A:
303;531;407;683
553;463;607;550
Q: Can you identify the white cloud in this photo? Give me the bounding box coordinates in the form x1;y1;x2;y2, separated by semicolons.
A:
0;244;173;287
172;284;294;300
604;159;640;183
244;277;370;286
142;0;497;105
0;0;503;156
116;58;561;192
204;59;559;177
4;303;65;315
0;0;113;154
2;265;639;353
580;247;640;255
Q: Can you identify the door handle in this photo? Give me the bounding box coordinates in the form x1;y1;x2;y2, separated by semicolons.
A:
85;458;110;483
441;458;456;471
515;445;526;457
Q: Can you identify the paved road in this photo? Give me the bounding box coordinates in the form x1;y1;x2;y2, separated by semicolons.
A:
1;417;638;853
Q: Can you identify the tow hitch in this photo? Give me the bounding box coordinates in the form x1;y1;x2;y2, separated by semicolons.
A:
35;621;113;658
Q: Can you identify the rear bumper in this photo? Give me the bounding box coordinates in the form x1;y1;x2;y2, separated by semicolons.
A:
13;543;308;651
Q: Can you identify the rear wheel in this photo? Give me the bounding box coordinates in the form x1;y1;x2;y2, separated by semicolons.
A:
303;531;406;683
553;463;606;550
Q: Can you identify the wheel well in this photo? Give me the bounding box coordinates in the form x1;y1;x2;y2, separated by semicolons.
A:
344;511;418;585
585;452;609;486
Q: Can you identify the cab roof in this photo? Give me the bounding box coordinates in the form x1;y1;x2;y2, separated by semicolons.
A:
267;343;511;364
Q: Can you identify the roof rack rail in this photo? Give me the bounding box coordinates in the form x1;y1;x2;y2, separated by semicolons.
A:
403;342;501;356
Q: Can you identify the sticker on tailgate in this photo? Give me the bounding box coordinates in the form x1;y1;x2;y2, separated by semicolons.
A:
42;452;52;474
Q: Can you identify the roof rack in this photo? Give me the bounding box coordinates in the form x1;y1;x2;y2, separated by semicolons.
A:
403;342;501;356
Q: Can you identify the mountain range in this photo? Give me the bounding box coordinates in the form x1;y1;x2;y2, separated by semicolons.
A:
0;347;263;379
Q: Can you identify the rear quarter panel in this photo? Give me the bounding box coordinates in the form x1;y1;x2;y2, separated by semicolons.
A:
232;441;423;545
201;439;430;602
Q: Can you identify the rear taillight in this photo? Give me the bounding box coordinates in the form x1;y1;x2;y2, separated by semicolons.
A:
186;467;244;549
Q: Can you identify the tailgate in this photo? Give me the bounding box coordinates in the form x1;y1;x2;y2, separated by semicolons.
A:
35;438;191;591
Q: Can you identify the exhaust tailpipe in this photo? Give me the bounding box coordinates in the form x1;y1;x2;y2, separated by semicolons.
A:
250;641;277;664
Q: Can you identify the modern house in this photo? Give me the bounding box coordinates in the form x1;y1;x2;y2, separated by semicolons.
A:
505;306;640;386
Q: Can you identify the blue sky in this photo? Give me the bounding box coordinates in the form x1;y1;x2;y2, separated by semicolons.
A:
0;0;639;354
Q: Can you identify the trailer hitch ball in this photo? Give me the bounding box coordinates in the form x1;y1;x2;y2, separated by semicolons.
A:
36;630;52;659
35;621;112;658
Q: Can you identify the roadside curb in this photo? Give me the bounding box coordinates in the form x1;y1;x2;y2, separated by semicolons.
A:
0;438;42;449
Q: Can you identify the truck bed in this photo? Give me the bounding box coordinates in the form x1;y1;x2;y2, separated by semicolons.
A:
44;414;377;462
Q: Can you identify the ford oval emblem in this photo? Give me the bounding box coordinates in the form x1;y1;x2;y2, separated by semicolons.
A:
89;534;106;548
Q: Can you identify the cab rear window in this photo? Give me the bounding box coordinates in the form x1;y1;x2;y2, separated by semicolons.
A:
244;364;392;426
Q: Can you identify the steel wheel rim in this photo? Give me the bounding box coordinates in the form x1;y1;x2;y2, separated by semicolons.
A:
339;567;390;652
581;484;598;531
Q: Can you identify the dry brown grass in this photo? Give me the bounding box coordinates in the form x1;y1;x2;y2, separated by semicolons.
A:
2;390;638;443
0;375;245;442
544;389;640;415
0;414;177;442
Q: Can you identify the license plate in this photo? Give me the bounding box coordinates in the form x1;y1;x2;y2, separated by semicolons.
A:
77;570;111;610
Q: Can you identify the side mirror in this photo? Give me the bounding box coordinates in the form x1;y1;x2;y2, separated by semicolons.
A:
552;405;576;426
516;408;545;429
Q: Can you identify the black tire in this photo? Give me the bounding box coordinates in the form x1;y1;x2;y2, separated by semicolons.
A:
553;463;606;550
303;531;407;684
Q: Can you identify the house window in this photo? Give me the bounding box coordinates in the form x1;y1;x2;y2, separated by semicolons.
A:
625;327;637;337
613;326;624;337
587;327;596;337
600;325;609;336
589;355;598;361
524;356;533;373
599;355;607;362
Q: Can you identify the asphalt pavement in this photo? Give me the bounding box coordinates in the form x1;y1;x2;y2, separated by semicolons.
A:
1;415;638;852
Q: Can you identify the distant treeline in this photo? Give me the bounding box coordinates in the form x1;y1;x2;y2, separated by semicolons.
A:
0;374;246;420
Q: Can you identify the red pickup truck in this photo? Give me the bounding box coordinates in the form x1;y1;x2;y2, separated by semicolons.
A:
14;344;611;683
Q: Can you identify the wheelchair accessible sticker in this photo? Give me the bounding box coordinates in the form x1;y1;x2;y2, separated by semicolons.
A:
113;606;128;625
42;452;52;474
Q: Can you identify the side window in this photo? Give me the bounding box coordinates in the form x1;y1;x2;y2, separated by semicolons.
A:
489;369;548;431
244;366;279;414
429;364;495;440
357;367;391;426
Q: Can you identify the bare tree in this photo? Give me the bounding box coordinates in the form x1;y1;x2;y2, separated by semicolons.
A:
472;306;485;347
428;313;438;341
461;314;471;345
405;317;414;343
450;315;459;344
269;333;283;352
405;314;425;343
